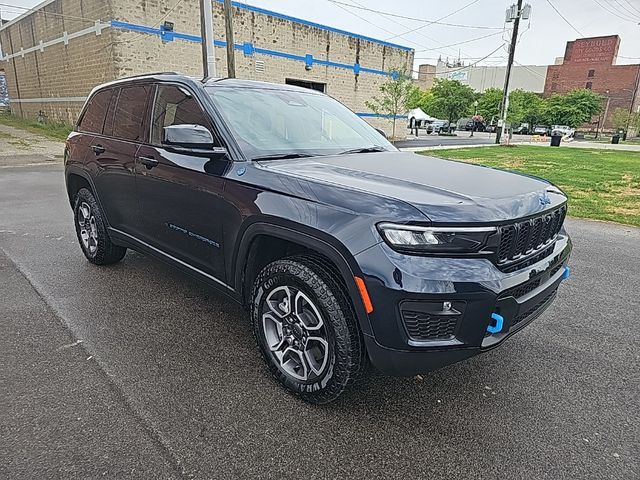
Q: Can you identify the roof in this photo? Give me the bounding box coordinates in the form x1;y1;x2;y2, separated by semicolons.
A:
88;73;326;96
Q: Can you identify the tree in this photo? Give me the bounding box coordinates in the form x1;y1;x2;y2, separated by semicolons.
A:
476;88;502;123
508;89;543;126
427;79;476;125
542;89;602;127
366;69;414;139
611;107;632;131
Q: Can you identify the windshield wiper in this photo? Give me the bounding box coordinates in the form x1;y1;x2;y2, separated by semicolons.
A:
339;146;387;155
252;153;315;161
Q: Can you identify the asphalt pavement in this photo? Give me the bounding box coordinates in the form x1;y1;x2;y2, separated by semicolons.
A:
1;163;639;479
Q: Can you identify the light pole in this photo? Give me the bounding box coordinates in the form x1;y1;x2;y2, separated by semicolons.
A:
470;100;479;137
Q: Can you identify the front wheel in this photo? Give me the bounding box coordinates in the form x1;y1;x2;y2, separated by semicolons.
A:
251;256;366;404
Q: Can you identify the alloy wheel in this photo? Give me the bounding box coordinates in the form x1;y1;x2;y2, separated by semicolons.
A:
262;286;330;382
77;201;98;255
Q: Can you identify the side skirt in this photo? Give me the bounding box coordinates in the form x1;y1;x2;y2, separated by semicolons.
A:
108;227;242;304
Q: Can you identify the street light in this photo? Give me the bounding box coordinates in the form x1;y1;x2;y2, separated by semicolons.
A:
470;100;479;137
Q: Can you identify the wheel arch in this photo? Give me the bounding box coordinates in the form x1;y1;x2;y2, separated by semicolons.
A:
233;221;373;336
65;167;96;208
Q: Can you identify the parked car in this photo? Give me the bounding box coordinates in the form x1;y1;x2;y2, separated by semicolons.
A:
465;119;486;132
551;125;575;137
456;117;472;131
65;73;572;403
485;123;498;133
427;119;450;134
533;125;550;136
513;123;530;135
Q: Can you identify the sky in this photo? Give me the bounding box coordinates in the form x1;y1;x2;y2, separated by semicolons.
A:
2;0;640;70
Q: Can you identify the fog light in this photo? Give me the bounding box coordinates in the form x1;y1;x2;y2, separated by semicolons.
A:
443;301;452;311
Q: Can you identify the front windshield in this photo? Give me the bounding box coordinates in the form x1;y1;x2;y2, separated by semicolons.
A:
206;86;395;159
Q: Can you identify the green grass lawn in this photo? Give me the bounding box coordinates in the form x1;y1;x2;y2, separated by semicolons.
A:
0;113;72;141
421;145;640;227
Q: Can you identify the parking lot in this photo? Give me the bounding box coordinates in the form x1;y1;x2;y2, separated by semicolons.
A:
1;161;639;479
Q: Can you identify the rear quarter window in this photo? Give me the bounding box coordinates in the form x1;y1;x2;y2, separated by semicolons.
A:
78;89;113;134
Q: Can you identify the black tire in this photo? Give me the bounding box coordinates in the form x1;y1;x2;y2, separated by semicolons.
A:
251;256;366;404
73;188;126;265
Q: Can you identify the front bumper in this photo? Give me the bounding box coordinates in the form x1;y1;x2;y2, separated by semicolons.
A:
355;234;572;376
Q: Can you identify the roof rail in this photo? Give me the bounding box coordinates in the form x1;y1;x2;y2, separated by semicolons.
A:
120;71;181;79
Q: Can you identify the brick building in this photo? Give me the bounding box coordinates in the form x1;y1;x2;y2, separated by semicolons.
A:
0;0;413;133
544;35;640;131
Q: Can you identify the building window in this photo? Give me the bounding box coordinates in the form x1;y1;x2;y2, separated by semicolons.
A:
586;82;592;90
285;78;326;93
588;69;595;77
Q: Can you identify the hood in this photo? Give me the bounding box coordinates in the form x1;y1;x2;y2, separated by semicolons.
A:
258;151;566;223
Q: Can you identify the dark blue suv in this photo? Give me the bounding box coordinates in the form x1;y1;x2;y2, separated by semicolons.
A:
65;73;571;403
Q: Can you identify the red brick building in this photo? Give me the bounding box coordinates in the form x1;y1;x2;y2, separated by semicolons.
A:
544;35;640;131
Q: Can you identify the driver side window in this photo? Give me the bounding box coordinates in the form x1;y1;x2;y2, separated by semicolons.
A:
151;84;216;146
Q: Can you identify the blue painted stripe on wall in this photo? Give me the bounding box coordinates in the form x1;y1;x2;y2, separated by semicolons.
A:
110;20;391;76
216;0;412;52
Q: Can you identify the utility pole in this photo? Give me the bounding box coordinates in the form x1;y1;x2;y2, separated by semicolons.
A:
200;0;217;79
496;1;530;144
223;0;236;78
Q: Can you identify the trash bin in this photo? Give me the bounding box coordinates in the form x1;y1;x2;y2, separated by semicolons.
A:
611;135;620;144
550;134;562;147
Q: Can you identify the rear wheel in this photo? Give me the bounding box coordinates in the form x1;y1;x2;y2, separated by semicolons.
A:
73;188;126;265
251;256;366;404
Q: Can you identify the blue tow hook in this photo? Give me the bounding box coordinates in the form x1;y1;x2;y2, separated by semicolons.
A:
487;313;504;334
562;266;571;280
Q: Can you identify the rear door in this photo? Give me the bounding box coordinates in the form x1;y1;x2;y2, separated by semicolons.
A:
91;84;152;236
135;83;229;282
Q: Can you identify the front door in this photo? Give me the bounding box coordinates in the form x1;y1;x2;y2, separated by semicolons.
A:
135;83;229;284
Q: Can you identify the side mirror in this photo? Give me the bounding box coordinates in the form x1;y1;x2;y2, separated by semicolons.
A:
163;124;215;148
374;127;388;139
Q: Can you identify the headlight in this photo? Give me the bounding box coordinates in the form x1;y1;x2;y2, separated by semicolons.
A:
377;223;496;253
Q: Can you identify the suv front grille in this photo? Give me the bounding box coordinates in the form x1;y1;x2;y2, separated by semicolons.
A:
497;205;566;267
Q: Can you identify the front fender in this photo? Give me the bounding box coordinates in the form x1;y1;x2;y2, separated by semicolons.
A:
232;219;374;336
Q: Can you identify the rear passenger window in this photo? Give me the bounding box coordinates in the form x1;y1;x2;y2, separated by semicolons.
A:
78;89;112;134
151;85;215;145
113;85;150;142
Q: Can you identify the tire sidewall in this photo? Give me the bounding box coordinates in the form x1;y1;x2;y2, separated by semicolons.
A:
73;188;107;263
252;262;348;399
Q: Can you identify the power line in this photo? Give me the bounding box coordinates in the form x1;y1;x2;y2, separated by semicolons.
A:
544;0;584;36
620;0;640;16
326;0;502;30
592;0;640;22
328;0;482;60
438;44;506;74
124;0;185;43
385;0;481;41
608;0;640;20
0;2;97;24
415;30;504;52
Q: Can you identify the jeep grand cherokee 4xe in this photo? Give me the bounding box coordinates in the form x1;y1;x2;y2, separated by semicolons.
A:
65;74;571;404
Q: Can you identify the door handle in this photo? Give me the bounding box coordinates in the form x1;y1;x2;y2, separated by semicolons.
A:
138;156;159;169
90;144;105;155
